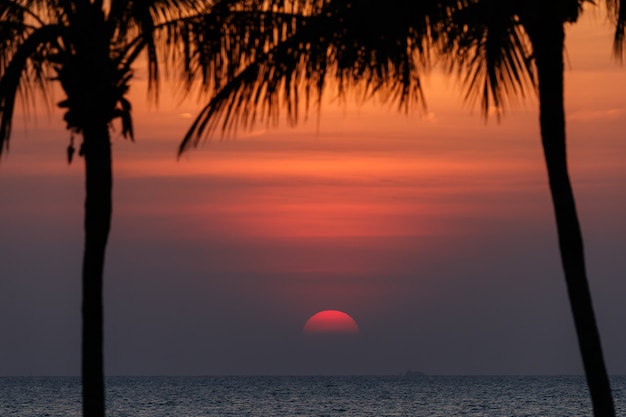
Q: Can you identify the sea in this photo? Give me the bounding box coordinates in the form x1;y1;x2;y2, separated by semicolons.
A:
1;375;625;417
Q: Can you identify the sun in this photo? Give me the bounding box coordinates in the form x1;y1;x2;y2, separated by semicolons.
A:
302;310;360;335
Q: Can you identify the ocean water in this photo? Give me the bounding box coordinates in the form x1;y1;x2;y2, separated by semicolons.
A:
1;375;625;416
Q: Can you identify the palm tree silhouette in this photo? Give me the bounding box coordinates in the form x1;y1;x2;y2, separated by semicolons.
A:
179;1;624;416
0;1;310;416
447;2;623;415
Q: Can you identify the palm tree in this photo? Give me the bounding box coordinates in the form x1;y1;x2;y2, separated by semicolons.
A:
179;1;624;416
447;2;623;415
0;1;313;415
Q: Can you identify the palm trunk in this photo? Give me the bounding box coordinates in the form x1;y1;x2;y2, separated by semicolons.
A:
531;19;615;417
81;122;111;417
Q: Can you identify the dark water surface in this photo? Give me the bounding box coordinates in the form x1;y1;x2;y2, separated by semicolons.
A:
2;375;625;416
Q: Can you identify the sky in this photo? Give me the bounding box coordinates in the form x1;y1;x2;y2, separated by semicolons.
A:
1;10;625;377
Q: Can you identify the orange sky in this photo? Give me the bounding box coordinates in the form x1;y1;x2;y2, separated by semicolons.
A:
1;8;625;376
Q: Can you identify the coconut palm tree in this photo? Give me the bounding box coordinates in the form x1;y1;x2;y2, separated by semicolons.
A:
179;1;624;416
0;1;316;415
446;2;623;415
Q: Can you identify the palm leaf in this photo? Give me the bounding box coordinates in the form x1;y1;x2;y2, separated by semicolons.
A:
179;0;451;152
150;1;327;100
1;23;61;155
443;0;536;118
606;0;625;58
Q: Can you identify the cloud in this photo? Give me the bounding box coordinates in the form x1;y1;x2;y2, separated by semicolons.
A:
568;107;625;121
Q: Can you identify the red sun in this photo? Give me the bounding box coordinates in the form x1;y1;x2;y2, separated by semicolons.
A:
302;310;360;335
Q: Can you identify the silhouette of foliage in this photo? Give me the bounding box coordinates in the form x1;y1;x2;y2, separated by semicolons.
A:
179;0;459;151
0;1;325;416
442;1;536;117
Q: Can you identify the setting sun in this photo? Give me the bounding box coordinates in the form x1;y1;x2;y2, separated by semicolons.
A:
302;310;360;335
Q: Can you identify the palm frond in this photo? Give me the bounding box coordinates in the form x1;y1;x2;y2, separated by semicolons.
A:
1;23;61;155
606;0;625;58
0;0;58;28
107;0;224;101
1;2;35;72
104;0;330;108
443;0;536;118
147;0;327;102
179;0;448;153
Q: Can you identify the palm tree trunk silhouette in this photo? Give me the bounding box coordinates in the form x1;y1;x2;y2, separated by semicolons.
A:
2;2;316;417
81;122;111;417
527;17;615;417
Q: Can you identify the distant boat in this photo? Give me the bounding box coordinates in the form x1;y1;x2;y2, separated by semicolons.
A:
402;370;425;377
